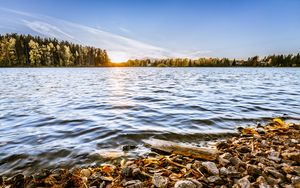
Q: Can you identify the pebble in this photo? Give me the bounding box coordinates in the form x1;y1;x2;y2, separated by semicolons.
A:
207;175;222;184
121;167;133;177
122;145;137;152
152;173;168;188
124;180;143;188
247;164;262;177
237;146;251;153
236;176;251;188
230;156;242;166
80;169;91;178
174;179;202;188
11;174;25;188
202;161;219;175
219;155;230;166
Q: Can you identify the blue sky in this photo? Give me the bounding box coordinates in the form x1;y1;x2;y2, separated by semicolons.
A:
0;0;300;61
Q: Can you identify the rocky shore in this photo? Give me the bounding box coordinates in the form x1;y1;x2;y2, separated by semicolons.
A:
1;118;299;188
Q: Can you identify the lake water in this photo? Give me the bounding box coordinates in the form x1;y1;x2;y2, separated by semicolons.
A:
0;68;300;175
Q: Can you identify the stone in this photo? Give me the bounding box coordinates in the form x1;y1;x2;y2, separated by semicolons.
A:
267;151;281;163
282;152;300;163
282;164;294;174
220;167;228;176
221;152;233;160
256;176;270;188
174;179;202;188
217;141;229;149
0;176;3;186
294;124;300;130
290;139;298;144
265;176;281;185
247;164;262;178
152;173;168;188
237;146;251;153
261;140;269;148
99;181;106;188
291;176;300;185
124;180;143;188
294;166;300;175
80;169;91;177
202;161;219;175
207;176;222;184
219;155;230;166
11;174;25;188
265;168;284;179
187;179;202;188
230;156;242;166
121;167;133;178
122;145;137;152
227;166;241;178
257;128;265;134
236;176;251;188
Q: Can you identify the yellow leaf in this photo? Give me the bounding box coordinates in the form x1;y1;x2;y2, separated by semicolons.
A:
273;118;285;126
241;128;258;135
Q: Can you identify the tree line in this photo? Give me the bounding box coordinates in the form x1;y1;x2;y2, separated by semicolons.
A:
0;33;110;67
114;54;300;67
1;33;300;67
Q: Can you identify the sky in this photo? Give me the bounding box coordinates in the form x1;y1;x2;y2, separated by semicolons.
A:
0;0;300;62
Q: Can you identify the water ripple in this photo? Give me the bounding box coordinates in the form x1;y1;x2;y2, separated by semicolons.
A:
0;67;300;175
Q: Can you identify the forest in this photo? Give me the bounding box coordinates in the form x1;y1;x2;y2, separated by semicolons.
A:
116;55;300;67
0;33;110;67
1;33;300;67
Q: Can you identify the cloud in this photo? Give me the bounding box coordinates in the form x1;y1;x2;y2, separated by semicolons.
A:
119;27;131;33
0;8;211;62
22;20;76;41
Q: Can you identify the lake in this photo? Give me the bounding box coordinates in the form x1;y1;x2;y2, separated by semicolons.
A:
0;67;299;175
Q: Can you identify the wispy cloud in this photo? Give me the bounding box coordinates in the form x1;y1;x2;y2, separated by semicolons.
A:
0;8;211;62
119;27;131;33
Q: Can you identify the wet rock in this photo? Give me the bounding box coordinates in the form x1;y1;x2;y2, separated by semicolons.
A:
132;168;149;181
11;174;25;188
202;161;219;175
257;128;265;134
123;145;137;152
80;168;91;178
217;141;229;150
235;176;251;188
121;166;133;178
294;124;300;130
237;146;251;153
152;173;168;188
247;164;262;178
174;179;202;188
0;176;3;187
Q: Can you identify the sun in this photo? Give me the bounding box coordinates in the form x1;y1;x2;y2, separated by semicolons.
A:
108;51;129;63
